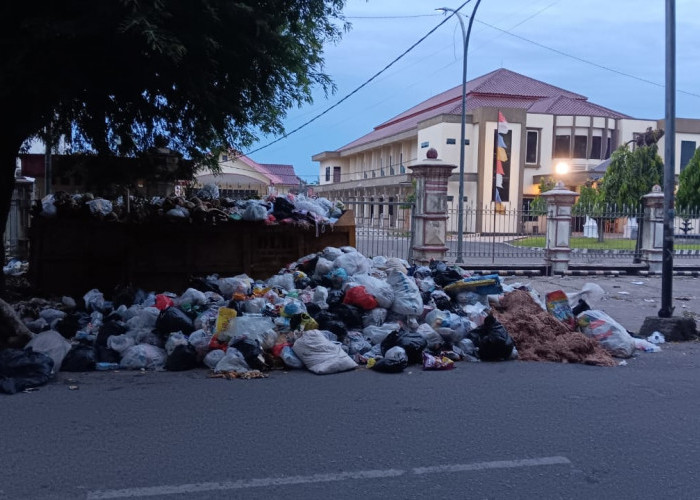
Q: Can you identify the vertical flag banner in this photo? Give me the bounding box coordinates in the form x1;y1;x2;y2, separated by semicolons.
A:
493;111;511;203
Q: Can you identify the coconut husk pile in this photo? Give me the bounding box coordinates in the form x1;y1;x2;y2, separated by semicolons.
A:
492;289;616;367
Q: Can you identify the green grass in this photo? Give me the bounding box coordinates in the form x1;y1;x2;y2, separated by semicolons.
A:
511;236;700;251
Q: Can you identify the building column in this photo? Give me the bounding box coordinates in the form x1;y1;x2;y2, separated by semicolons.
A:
542;181;578;274
641;185;664;273
409;149;457;265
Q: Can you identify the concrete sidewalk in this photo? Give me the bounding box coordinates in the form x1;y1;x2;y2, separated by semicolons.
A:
500;274;700;334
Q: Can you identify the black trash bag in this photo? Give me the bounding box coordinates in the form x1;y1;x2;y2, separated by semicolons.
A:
294;276;312;290
396;332;428;364
329;303;363;330
96;320;128;347
272;196;296;220
380;329;401;354
429;260;463;287
95;344;121;363
431;291;452;311
372;351;408;373
165;344;199;371
296;254;319;275
326;289;345;307
0;348;54;394
188;276;221;294
572;299;590;316
312;310;337;324
320;320;347;341
155;307;195;336
467;314;514;361
305;302;321;317
112;285;137;308
421;291;432;305
61;343;96;372
230;336;267;371
54;313;82;339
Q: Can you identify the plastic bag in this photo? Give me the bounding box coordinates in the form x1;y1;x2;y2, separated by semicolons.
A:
25;330;71;374
577;310;636;358
0;348;54;394
242;202;268;221
292;329;358;374
422;351;455;370
61;343;96;371
363;323;400;345
83;289;106;312
334;251;371;276
87;198;113;216
165;332;189;355
387;269;422;316
342;285;378;310
204;349;226;369
156;307;195;336
362;308;387;328
107;333;136;355
380;330;427;365
177;288;207;307
267;273;295;292
370;346;408;373
217;275;253;298
120;344;167;370
567;282;605;307
343;331;373;356
467;315;514;361
165;344;199;371
214;348;250;373
350;274;395;309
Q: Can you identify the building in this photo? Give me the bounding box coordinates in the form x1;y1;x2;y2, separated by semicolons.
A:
195;153;302;198
312;68;700;231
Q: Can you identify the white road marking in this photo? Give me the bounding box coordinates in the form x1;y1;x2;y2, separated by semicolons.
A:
86;456;571;499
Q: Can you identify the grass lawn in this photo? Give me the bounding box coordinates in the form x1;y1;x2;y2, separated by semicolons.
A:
511;236;700;251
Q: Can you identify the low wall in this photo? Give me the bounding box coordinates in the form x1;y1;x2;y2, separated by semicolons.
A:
29;210;355;296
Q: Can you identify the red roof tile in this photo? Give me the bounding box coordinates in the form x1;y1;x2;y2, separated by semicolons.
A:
336;68;628;152
259;163;300;186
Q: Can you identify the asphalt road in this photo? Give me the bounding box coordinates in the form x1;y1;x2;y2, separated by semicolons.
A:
3;337;700;500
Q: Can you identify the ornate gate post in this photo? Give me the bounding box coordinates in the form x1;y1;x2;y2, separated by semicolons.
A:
409;149;456;265
641;185;664;273
542;181;578;274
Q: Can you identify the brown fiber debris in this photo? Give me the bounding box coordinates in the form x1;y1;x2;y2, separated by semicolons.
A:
492;289;616;367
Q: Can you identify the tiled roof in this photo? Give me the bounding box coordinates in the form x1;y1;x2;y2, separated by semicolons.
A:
235;154;284;184
259;163;300;186
528;95;629;118
336;68;628;152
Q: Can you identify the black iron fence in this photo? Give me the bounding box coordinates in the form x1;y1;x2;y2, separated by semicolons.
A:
347;200;414;260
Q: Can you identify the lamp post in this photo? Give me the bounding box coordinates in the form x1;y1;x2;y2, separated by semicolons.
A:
438;0;482;264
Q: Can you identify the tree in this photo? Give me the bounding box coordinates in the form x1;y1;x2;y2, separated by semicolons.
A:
599;144;663;208
573;182;606;242
0;0;347;289
676;147;700;211
529;177;556;215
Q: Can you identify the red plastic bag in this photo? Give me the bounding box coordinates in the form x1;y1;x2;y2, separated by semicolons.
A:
155;294;175;310
422;351;455;370
343;285;379;310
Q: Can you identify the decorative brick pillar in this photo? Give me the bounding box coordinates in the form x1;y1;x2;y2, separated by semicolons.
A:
409;149;456;265
542;181;578;274
641;185;664;273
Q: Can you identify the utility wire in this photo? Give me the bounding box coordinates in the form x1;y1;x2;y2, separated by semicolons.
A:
243;0;473;157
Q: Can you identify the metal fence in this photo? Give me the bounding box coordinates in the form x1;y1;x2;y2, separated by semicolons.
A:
445;204;547;265
347;200;414;260
674;207;700;259
568;204;644;263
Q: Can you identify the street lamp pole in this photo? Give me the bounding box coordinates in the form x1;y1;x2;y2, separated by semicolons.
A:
438;0;482;264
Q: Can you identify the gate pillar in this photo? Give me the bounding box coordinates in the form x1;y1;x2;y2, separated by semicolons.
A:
641;185;664;273
542;181;578;274
409;148;456;265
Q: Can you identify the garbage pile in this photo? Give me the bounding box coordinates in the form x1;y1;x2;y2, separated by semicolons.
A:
1;247;662;394
35;187;345;227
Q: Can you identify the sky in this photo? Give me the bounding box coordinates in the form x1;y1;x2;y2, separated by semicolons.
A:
246;0;700;183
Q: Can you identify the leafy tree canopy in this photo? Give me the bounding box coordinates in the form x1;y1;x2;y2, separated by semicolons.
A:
2;0;347;165
676;147;700;211
529;176;555;215
598;144;663;209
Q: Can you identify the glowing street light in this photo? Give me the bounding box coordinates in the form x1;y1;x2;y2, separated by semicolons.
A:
555;161;569;176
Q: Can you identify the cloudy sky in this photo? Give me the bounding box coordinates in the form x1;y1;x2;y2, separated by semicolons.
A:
247;0;700;183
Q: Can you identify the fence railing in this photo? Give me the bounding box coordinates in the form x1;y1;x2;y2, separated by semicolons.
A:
347;200;414;260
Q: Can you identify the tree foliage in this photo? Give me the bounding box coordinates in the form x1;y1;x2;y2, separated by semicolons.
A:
529;177;555;215
676;146;700;211
598;144;663;209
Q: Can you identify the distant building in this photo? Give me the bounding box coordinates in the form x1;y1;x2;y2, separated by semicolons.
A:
195;153;301;199
312;68;700;230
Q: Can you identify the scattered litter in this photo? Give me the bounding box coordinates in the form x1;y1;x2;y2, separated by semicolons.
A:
643;299;656;303
617;291;630;295
631;281;645;285
647;331;666;344
618;360;628;366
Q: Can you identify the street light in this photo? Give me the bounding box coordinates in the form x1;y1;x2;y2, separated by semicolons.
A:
437;0;483;264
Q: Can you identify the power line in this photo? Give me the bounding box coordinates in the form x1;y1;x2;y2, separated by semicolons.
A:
476;17;700;99
242;0;474;157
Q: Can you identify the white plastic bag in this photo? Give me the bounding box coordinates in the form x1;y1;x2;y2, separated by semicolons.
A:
387;269;422;316
292;329;358;374
350;274;395;309
26;330;71;374
577;310;636;358
334;251;371;276
107;333;136;354
214;348;250;373
120;344;167;370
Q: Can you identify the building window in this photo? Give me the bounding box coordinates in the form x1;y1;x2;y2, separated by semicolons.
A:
573;134;588;159
590;136;603;160
325;166;330;182
420;141;429;148
681;141;696;171
554;133;571;157
522;197;538;222
605;136;613;159
525;130;539;164
333;166;341;183
446;138;456;145
221;154;228;162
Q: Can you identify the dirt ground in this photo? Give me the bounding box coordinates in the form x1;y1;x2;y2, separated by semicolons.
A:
502;274;700;334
